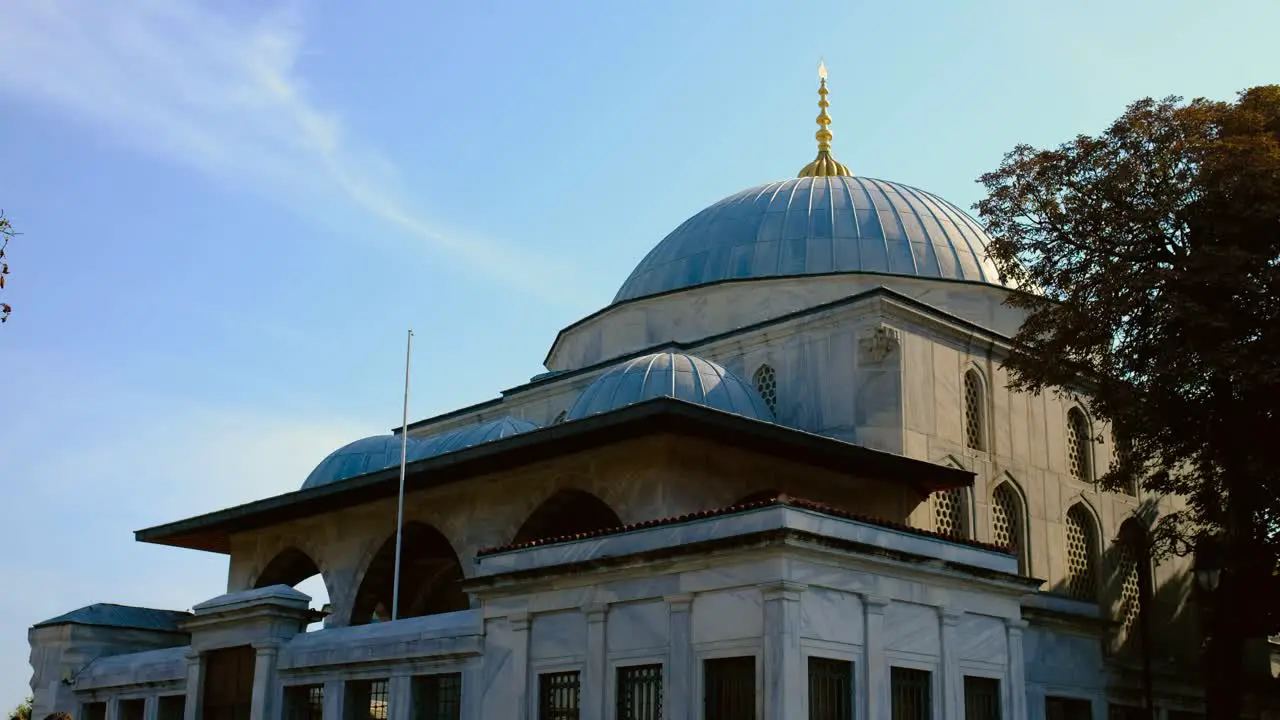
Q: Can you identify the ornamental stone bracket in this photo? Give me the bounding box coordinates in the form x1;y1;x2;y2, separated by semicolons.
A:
858;324;901;365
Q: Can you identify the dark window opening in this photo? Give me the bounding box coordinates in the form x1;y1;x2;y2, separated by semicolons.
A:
202;646;256;720
413;673;462;720
346;679;389;720
808;656;853;720
1107;705;1145;720
703;656;755;720
157;696;185;720
285;685;324;720
963;676;1001;720
891;667;931;720
118;699;145;720
82;704;106;720
539;671;581;720
1045;696;1092;720
616;664;663;720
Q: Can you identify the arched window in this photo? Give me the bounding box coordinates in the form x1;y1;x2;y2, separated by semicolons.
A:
1112;520;1149;649
752;364;777;417
1064;503;1099;601
932;488;969;539
991;481;1027;573
964;369;985;451
1066;408;1093;482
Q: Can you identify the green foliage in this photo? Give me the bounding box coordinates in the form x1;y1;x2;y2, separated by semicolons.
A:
976;86;1280;632
8;697;31;720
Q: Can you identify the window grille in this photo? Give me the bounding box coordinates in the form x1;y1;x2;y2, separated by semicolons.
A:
286;685;324;720
703;656;755;720
1064;504;1099;601
1067;409;1092;481
753;364;778;417
119;700;145;720
964;370;985;451
346;679;389;720
539;671;581;720
964;676;1001;720
933;488;968;539
83;704;106;720
1045;697;1092;720
890;667;931;720
616;664;663;720
991;483;1025;572
413;673;462;720
808;656;853;720
1114;539;1142;640
157;696;186;720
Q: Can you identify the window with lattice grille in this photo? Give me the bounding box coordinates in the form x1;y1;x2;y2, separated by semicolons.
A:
991;483;1026;573
285;685;324;720
890;667;931;720
616;664;663;720
1067;409;1092;481
964;370;985;451
933;488;968;539
1113;524;1146;649
964;676;1001;720
753;364;777;417
539;671;581;720
1064;505;1098;601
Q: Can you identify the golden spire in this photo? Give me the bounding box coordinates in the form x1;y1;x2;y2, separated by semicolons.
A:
798;60;852;178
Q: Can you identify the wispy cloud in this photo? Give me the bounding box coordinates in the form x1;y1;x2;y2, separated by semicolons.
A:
0;0;573;299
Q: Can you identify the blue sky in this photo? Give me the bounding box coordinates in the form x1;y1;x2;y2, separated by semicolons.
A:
0;0;1275;702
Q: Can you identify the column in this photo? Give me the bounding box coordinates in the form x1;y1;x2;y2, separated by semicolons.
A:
864;596;891;720
183;649;203;720
142;696;159;720
388;676;413;720
582;603;609;720
763;582;805;720
1006;619;1029;720
939;609;963;720
322;679;346;720
666;594;694;720
510;612;532;720
250;640;283;720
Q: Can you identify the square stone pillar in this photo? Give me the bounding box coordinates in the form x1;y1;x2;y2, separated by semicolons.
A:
1006;619;1028;720
388;676;413;720
509;612;531;720
322;679;346;720
864;596;891;720
665;594;694;720
143;696;159;720
183;649;204;720
763;582;805;720
251;640;283;720
939;609;963;720
582;603;609;720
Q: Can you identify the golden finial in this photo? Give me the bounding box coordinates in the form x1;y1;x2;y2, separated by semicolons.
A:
798;60;852;178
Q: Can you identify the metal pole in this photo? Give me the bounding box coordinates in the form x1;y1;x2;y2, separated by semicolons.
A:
391;329;413;622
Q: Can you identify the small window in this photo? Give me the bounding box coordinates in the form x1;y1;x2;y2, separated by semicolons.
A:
991;482;1027;573
413;673;462;720
616;664;663;720
964;369;985;451
83;704;106;720
932;488;968;539
286;685;324;720
753;364;778;417
1067;409;1093;481
963;676;1001;720
1045;696;1092;720
118;700;145;720
808;656;853;720
1064;504;1099;602
539;671;581;720
157;696;186;720
704;656;755;720
346;679;389;720
891;667;931;720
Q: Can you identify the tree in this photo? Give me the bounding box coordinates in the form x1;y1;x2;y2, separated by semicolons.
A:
1;210;14;323
976;86;1280;716
7;697;31;720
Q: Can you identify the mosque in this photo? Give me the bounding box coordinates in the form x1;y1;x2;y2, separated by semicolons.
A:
28;68;1238;720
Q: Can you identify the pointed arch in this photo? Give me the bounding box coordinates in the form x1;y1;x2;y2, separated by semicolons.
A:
1112;518;1152;648
1064;502;1101;601
990;478;1028;574
253;547;322;589
511;489;624;547
752;363;778;417
1066;407;1094;482
349;521;468;625
963;367;986;451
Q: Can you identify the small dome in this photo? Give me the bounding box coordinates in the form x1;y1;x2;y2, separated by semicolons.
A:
302;435;429;490
614;176;1006;304
416;416;541;457
567;351;774;422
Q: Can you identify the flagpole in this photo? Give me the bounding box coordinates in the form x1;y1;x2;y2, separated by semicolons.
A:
391;329;413;622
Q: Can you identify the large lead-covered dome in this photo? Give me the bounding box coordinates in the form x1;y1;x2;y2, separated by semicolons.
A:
613;176;1006;304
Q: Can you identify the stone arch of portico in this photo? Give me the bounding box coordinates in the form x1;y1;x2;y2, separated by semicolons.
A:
509;487;625;547
246;533;336;605
346;520;469;626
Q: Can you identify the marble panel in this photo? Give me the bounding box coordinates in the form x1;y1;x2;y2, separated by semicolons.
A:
1022;625;1105;688
799;587;863;645
606;601;668;652
529;611;587;661
883;602;940;656
278;610;483;670
73;647;187;690
955;615;1007;664
691;590;763;645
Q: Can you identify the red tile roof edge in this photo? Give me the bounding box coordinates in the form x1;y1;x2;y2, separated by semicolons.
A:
476;494;1013;557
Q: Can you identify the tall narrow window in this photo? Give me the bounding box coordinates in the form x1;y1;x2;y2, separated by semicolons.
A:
157;697;186;720
933;488;968;539
1067;409;1093;482
346;679;389;720
964;370;985;451
1064;504;1099;602
616;664;663;720
1112;522;1149;651
964;676;1001;720
538;671;580;720
704;656;755;720
891;667;931;720
286;685;324;720
413;673;462;720
753;364;778;417
991;482;1027;573
808;657;853;720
